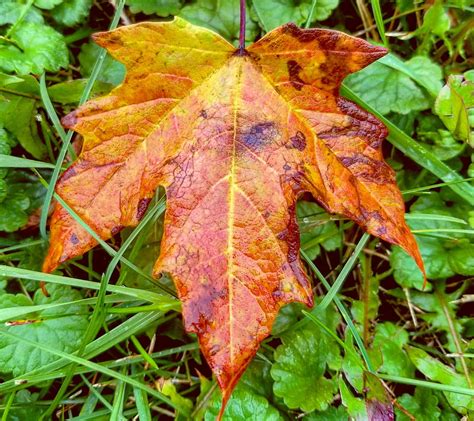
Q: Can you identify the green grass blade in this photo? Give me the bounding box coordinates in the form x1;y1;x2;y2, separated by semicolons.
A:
405;214;467;224
110;370;127;421
319;233;370;310
0;294;133;323
402;177;474;195
0;392;15;421
341;84;474;205
370;0;388;47
378;374;474;396
0;265;177;307
0;155;55;169
39;73;68;143
132;365;153;421
301;250;375;372
79;374;114;412
305;0;318;28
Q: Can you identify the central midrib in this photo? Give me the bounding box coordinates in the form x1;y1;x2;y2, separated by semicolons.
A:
226;60;243;371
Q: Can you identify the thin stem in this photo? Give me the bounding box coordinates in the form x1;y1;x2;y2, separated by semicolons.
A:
239;0;246;52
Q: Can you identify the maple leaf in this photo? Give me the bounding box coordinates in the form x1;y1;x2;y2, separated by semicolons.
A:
43;17;424;411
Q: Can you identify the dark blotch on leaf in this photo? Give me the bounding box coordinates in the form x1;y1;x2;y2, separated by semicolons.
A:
61;166;77;182
290;131;306;151
70;233;79;245
241;122;278;150
136;198;152;220
287;60;305;90
282;23;318;43
111;225;124;236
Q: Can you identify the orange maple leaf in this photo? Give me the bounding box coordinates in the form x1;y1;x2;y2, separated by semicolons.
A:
43;17;424;412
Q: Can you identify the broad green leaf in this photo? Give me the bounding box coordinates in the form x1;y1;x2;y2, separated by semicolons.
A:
391;193;474;289
51;0;93;26
339;377;367;419
0;284;89;376
240;359;274;399
4;389;45;420
204;386;283;420
417;1;450;37
381;55;443;97
6;170;47;216
0;164;31;232
272;332;337;411
0;1;44;25
0;22;68;74
448;244;474;275
396;388;441;421
180;0;259;44
0;190;30;232
0;74;47;158
345;56;442;115
79;42;125;86
126;0;182;15
371;322;414;378
435;73;474;146
416;114;464;161
0;128;15;179
252;0;339;32
271;307;341;411
408;283;466;356
271;302;304;336
406;346;474;414
34;0;63;9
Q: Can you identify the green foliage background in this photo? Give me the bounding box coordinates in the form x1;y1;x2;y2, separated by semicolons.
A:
0;0;473;419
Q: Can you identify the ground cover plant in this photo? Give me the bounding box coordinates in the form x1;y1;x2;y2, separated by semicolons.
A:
0;0;473;420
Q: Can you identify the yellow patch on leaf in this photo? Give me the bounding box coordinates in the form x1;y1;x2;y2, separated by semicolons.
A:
43;17;424;410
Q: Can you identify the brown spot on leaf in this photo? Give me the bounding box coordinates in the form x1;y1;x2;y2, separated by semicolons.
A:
136;198;151;220
282;23;318;43
241;122;278;150
111;225;124;236
200;109;208;119
290;131;306;151
287;60;305;90
61;166;77;182
61;111;78;129
70;233;79;245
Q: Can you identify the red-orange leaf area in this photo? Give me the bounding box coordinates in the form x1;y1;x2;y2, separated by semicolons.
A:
43;17;424;413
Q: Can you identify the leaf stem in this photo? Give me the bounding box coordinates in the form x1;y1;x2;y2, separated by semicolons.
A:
239;0;246;53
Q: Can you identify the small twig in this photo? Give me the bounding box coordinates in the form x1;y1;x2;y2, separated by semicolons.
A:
144;333;157;371
450;294;474;305
404;287;418;328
